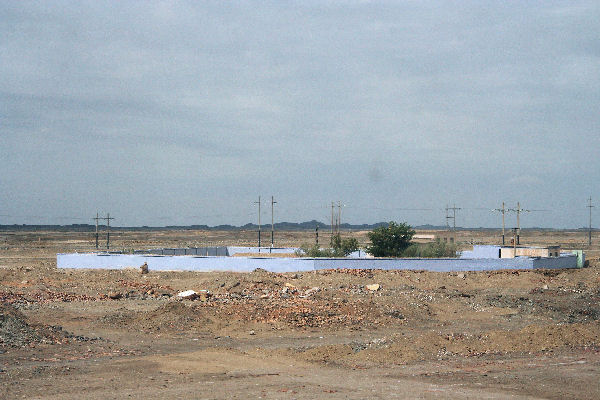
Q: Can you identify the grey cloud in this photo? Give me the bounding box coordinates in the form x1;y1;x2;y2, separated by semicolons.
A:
1;1;598;227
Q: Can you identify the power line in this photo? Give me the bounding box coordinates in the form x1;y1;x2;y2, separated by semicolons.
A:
361;207;435;211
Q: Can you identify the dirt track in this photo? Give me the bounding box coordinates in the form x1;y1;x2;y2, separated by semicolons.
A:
1;230;599;399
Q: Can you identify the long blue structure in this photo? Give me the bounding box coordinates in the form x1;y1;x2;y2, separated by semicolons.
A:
57;250;579;273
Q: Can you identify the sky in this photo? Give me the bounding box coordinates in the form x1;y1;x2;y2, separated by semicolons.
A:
1;1;599;228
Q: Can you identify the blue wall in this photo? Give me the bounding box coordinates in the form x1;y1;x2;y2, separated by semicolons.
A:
57;253;578;273
460;245;501;259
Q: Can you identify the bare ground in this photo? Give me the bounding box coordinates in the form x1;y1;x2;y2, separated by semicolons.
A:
1;229;599;399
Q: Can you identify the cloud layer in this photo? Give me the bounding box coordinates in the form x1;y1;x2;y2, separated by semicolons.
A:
1;1;599;227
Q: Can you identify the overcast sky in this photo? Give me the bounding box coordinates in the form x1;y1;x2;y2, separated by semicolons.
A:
1;1;598;228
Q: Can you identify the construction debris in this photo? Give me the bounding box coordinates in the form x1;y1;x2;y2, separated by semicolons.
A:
108;291;122;300
177;290;199;300
198;290;212;302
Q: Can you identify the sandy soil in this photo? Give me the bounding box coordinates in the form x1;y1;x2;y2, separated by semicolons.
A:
1;229;599;399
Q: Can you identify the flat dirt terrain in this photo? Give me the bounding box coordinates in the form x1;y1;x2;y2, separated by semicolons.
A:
1;229;599;399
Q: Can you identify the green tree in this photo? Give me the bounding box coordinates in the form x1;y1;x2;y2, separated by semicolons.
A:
296;243;334;257
296;236;360;257
402;239;458;258
366;221;415;257
339;237;359;256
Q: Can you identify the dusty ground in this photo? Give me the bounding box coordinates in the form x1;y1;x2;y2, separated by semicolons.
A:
1;229;599;399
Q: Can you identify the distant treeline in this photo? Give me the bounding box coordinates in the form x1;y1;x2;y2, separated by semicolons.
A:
0;220;387;232
0;221;595;232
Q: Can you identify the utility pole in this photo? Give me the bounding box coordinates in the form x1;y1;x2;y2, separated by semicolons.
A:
104;213;114;250
93;212;100;249
507;202;527;245
452;204;458;231
589;196;594;247
331;202;335;242
445;205;450;230
255;196;261;249
315;225;319;246
493;202;506;245
337;201;342;235
516;202;520;245
270;196;277;248
446;204;461;231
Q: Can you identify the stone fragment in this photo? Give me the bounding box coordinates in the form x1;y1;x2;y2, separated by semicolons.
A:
108;291;122;300
366;284;380;291
303;287;320;296
198;290;212;302
177;290;198;300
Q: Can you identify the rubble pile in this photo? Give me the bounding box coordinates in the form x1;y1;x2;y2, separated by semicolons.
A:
1;303;67;348
115;279;174;294
0;290;102;304
209;298;379;328
130;302;213;332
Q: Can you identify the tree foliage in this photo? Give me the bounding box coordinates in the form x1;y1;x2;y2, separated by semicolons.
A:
366;221;415;257
297;234;360;257
296;243;333;257
339;237;359;256
401;239;458;258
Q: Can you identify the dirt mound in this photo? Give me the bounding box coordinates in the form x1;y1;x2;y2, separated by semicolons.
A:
130;302;213;333
0;303;65;347
291;322;600;366
483;322;600;353
204;297;407;330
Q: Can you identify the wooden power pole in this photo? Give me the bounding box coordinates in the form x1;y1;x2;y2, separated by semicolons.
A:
493;202;506;245
589;196;594;247
93;212;100;249
104;213;114;250
271;196;277;248
255;196;261;249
